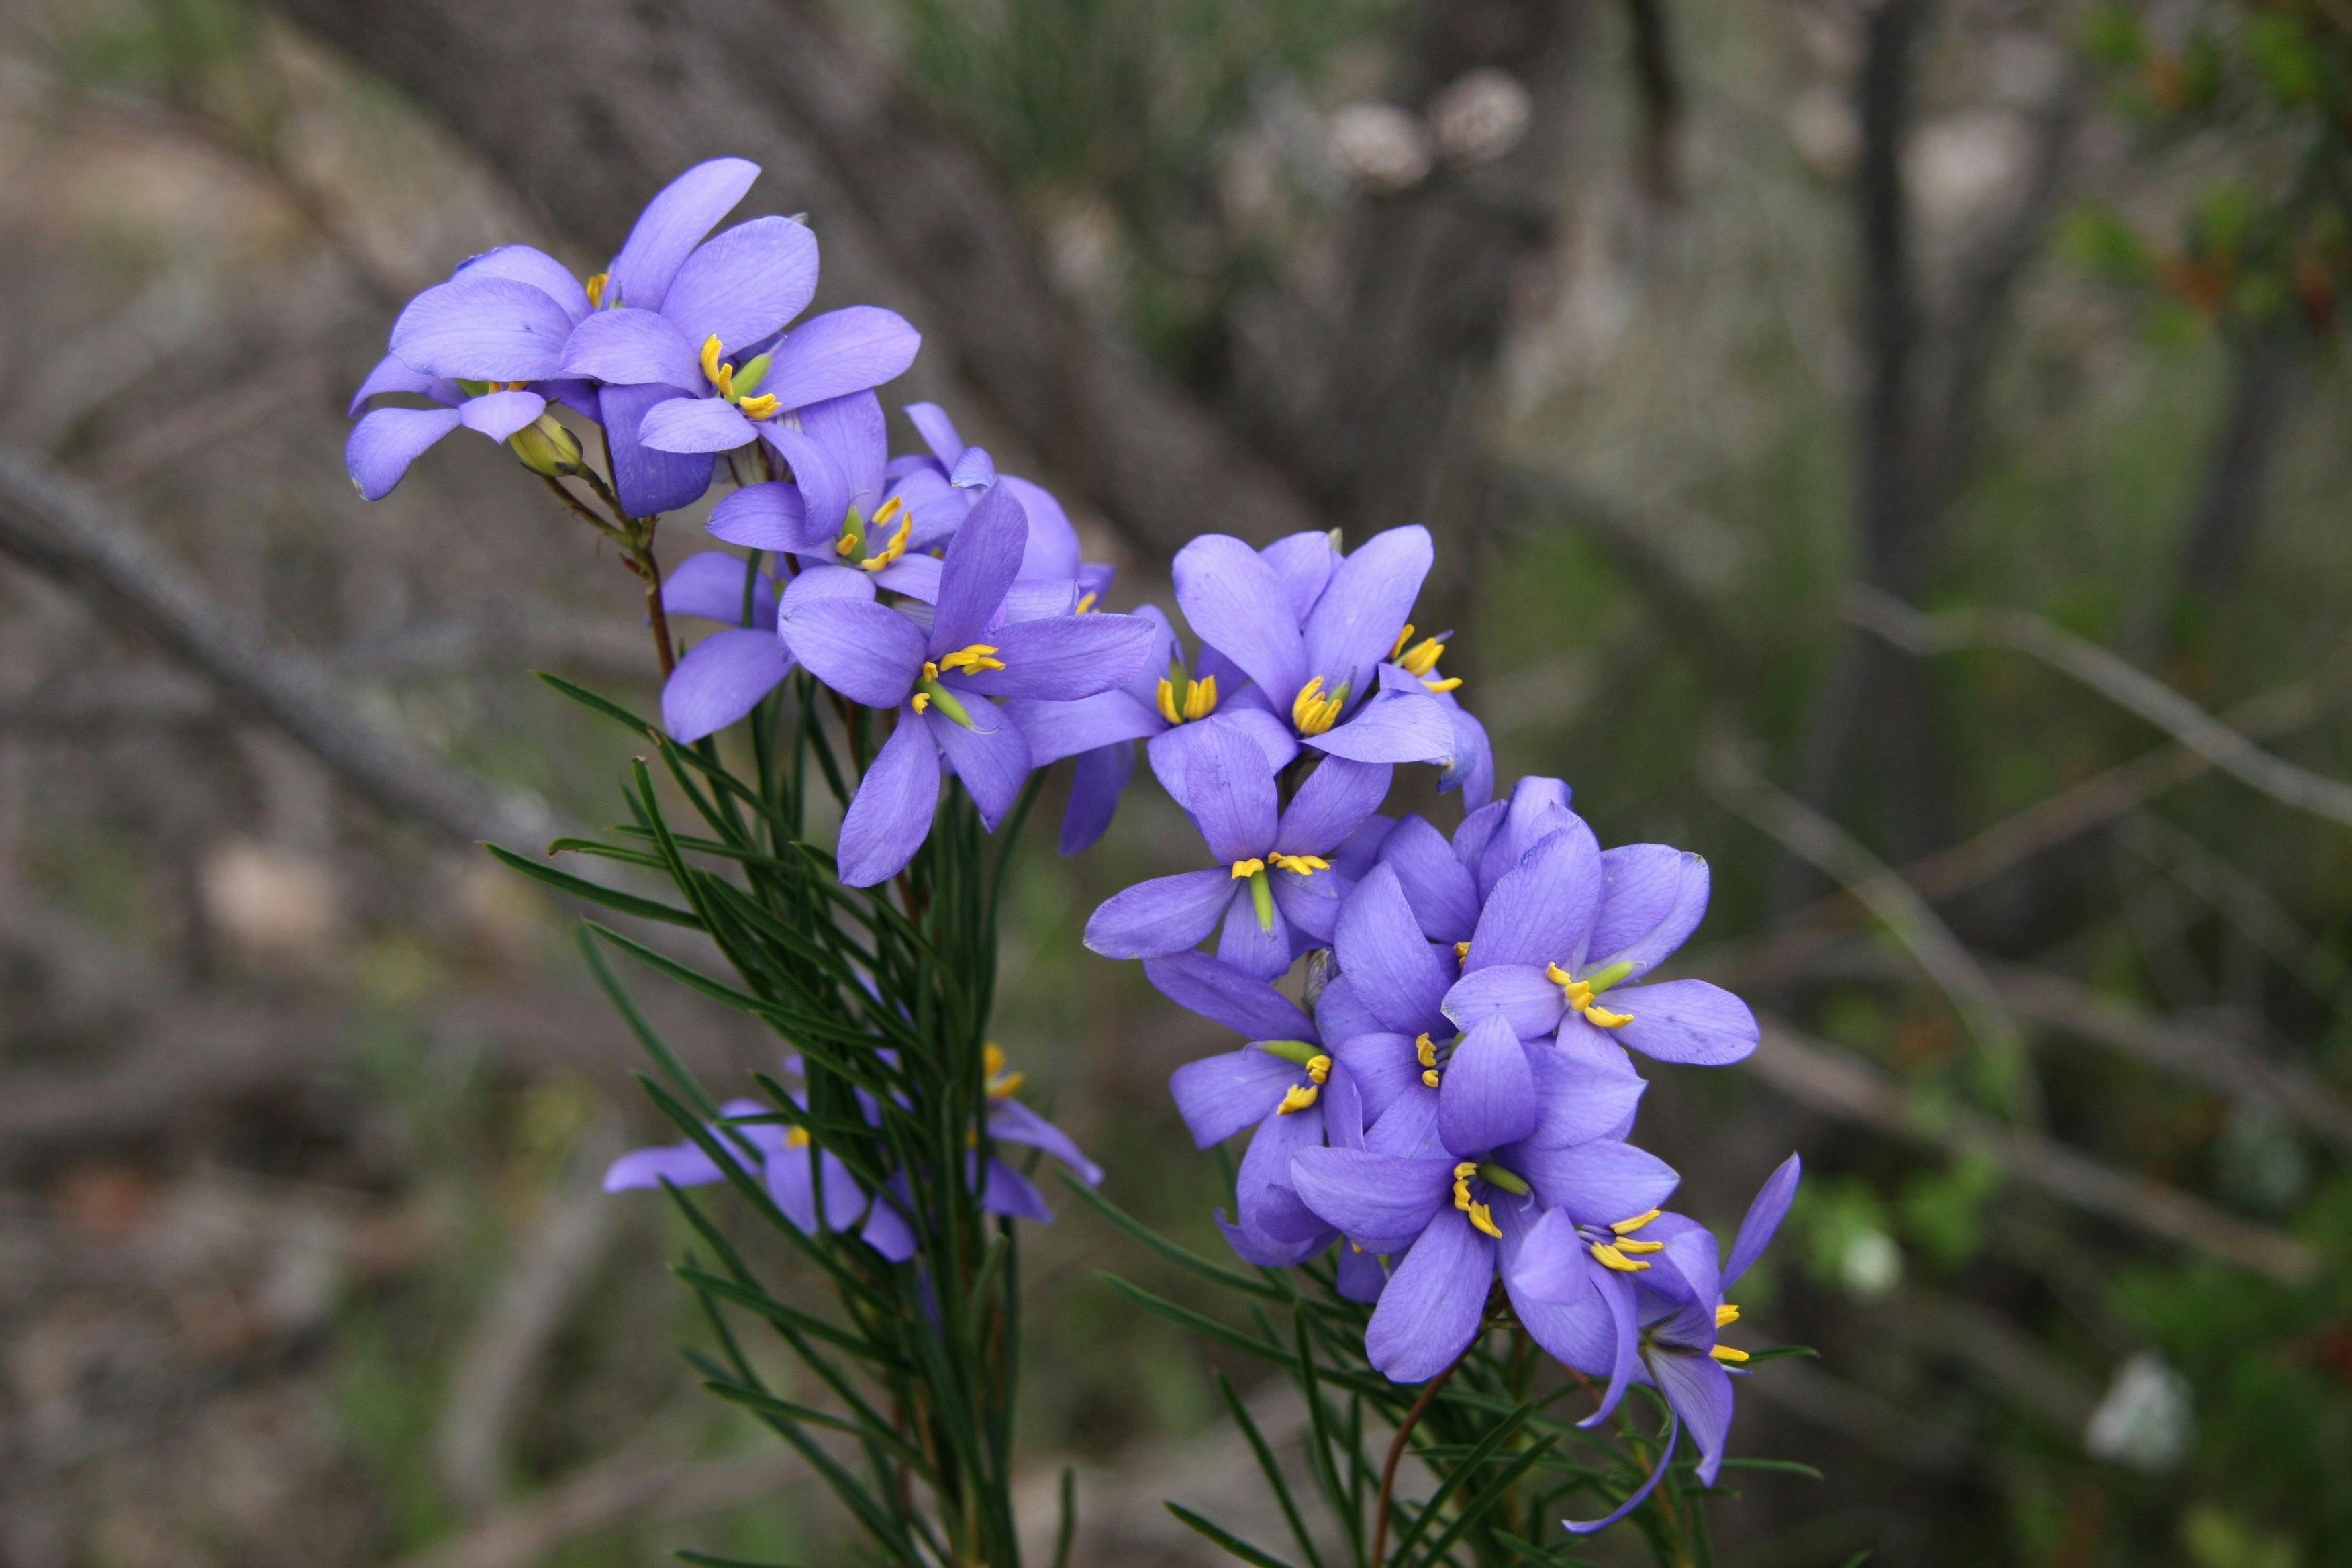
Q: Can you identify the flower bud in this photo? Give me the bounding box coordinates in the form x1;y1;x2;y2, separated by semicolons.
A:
507;414;584;479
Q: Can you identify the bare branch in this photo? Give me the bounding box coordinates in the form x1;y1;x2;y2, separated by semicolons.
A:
1851;587;2352;834
0;450;550;846
1750;1019;2316;1283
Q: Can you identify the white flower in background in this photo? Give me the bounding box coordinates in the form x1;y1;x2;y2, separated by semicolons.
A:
1838;1225;1903;1297
1328;103;1432;192
2086;1350;2194;1472
1428;70;1530;164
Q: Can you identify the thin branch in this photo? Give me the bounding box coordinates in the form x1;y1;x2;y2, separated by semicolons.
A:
0;449;549;846
1851;587;2352;834
1749;1018;2316;1283
1372;1343;1471;1567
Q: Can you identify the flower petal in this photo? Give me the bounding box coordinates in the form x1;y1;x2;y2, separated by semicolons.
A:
1005;690;1160;766
987;1099;1103;1184
1607;979;1758;1066
599;383;714;516
763;423;851;542
1331;1034;1420;1124
1440;963;1564;1038
664;552;775;626
1303;524;1430;693
1651;1351;1736;1487
707;482;812;551
1215;888;1295;981
1511;1139;1679;1224
1289;1146;1455;1249
1378;814;1482;943
903;401;963;467
658;215;820;352
926;703;1032;829
1275;757;1391;856
1439;701;1494;809
1172;534;1308;705
1306;689;1454;763
660;628;792;742
456;244;590;321
779;598;926;709
761;306;923;411
1438;1013;1538;1157
1169;1050;1302;1148
1464;816;1604;971
1334;863;1451;1035
1004;475;1080;581
1587;845;1711;979
604;156;761;312
1563;1416;1678;1534
1085;869;1234;959
930;481;1027;655
954;613;1155;701
348;352;451;416
1236;1099;1330;1244
1724;1153;1801;1289
456;388;547;442
1261;530;1336;622
1269;862;1351;944
391;275;578;380
1146;709;1297;812
603;1138;727;1191
560;307;705;392
345;407;460;500
982;1159;1055;1222
642;395;759;454
798;390;889;514
1145;951;1316;1042
1183;717;1281;865
1366;1209;1493;1382
1059;740;1132;855
1524;1038;1647;1150
836;717;942;887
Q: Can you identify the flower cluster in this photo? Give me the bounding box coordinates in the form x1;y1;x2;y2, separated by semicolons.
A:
1088;703;1800;1525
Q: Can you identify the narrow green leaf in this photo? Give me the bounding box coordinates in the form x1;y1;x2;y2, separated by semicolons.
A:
1061;1175;1285;1298
487;843;703;926
1097;1273;1289;1367
1165;1503;1300;1568
1219;1372;1327;1568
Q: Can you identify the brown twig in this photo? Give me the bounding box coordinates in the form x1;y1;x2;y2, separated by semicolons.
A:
1371;1342;1471;1566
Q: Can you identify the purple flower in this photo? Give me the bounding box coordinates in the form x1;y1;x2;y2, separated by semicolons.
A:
1318;863;1647;1160
1171;526;1461;775
1288;1026;1682;1383
1153;952;1365;1267
386;159;777;516
1439;810;1758;1069
654;550;799;743
343;348;591;501
780;483;1155;886
1512;1155;1801;1532
1004;607;1299;856
1083;718;1389;980
897;403;1091;585
604;1095;907;1256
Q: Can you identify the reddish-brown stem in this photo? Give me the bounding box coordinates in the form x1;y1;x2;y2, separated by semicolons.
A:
1372;1342;1472;1565
636;521;675;678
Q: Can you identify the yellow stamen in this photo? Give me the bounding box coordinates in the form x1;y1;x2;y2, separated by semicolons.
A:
1584;1003;1634;1028
1267;852;1329;876
1230;857;1267;879
1465;1200;1501;1239
836;534;860;558
700;334;728;393
1390;624;1416;661
1305;1053;1332;1084
1291;676;1345;736
1709;1344;1750;1363
1156;678;1182;725
981;1042;1025;1098
736;393;779;421
1716;1303;1741;1328
911;691;932;714
1398;634;1449;677
1453;940;1471;966
1612;1208;1662;1235
989;1070;1026;1098
585;272;609;309
921;660;941;681
1589;1242;1651;1273
784;1126;812;1149
858;497;913;571
1616;1238;1666;1255
1277;1082;1321;1116
1075;591;1097;614
1546;963;1635;1030
1449;1161;1502;1238
1422;675;1463;695
937;642;1006;675
1182;673;1218;721
1421;1068;1441;1088
1414;1033;1438;1069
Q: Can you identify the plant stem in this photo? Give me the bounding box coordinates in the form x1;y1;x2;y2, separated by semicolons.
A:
1372;1342;1471;1566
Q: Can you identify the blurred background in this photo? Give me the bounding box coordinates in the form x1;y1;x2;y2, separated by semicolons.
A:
0;0;2347;1562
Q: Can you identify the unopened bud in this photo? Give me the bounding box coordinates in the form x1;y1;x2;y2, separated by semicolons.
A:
508;414;584;479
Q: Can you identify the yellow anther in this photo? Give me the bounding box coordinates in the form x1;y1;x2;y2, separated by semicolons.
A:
1414;1033;1438;1069
1268;852;1330;877
1616;1238;1666;1255
1183;673;1218;720
938;643;1006;675
1422;675;1463;695
1450;1162;1502;1237
1548;963;1636;1030
858;497;912;571
700;334;727;391
1230;857;1267;879
1398;635;1449;677
736;393;779;422
1075;592;1097;614
1291;677;1345;736
1589;1242;1651;1273
981;1042;1025;1098
1391;624;1416;660
1716;1303;1741;1328
836;534;859;558
984;1042;1006;1076
1465;1201;1502;1239
921;660;941;681
1421;1068;1441;1088
1611;1209;1662;1235
911;692;932;714
1155;678;1182;726
585;272;609;309
990;1070;1026;1099
1709;1344;1751;1363
784;1126;812;1149
1305;1053;1332;1085
1453;940;1471;966
1277;1082;1322;1116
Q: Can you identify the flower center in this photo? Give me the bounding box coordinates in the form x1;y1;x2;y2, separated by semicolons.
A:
1389;622;1463;695
584;271;614;309
981;1042;1026;1099
1155;668;1218;725
1451;1159;1527;1240
1545;958;1636;1029
1414;1030;1453;1089
836;495;914;572
1273;1052;1333;1115
1267;852;1329;876
783;1126;812;1149
699;334;779;420
936;643;1005;675
1581;1207;1667;1273
1228;859;1277;931
910;665;978;727
1291;676;1349;736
